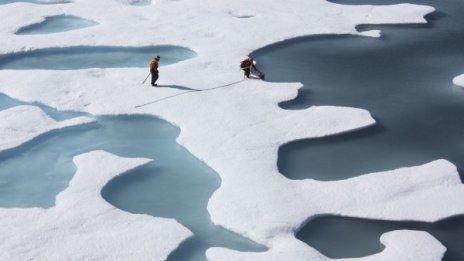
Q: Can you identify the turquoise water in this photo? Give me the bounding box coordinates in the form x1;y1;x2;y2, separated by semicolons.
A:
0;93;87;120
252;0;464;259
102;140;266;261
0;93;22;111
16;15;97;35
0;46;196;70
0;94;264;259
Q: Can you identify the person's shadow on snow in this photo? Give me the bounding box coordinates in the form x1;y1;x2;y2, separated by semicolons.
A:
156;85;200;91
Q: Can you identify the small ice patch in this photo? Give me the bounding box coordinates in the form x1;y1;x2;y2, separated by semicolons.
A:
358;29;381;38
453;74;464;88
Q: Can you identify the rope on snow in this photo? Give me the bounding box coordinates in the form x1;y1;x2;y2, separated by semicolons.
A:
134;79;246;108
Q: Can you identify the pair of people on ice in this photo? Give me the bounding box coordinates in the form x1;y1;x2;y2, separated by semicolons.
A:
240;57;264;80
148;55;264;87
149;55;160;87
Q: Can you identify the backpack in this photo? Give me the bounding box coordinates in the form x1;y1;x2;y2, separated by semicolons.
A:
240;59;252;69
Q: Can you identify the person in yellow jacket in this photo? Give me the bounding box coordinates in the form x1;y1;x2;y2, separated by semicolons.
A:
149;55;160;87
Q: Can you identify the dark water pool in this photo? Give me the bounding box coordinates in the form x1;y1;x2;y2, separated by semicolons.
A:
253;0;464;182
252;0;464;259
297;215;464;260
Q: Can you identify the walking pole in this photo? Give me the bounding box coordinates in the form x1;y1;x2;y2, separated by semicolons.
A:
141;72;150;85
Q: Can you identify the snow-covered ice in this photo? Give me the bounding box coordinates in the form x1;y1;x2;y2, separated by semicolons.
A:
0;0;462;260
0;150;191;260
0;105;94;151
207;230;446;261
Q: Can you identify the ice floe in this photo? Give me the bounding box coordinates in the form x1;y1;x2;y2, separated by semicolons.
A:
0;150;191;260
453;74;464;88
0;0;459;260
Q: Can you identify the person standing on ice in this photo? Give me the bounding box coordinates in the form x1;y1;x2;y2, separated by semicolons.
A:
240;57;264;80
149;55;160;87
240;57;257;78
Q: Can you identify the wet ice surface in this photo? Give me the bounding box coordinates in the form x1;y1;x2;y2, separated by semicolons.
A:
15;15;97;35
0;46;196;70
252;0;464;259
0;94;264;259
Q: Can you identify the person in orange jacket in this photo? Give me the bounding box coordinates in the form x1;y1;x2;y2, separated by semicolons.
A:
149;55;160;86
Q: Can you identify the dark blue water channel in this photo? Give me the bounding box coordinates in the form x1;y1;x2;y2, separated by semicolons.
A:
0;46;196;70
252;0;464;259
297;215;464;260
0;95;265;260
15;15;97;35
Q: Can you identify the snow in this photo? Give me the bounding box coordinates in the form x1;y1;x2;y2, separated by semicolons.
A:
0;0;461;260
207;230;445;261
0;150;192;260
0;105;94;151
453;74;464;88
323;160;464;221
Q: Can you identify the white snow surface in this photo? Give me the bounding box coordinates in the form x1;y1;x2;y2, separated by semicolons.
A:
0;150;192;260
453;74;464;88
0;105;94;151
0;0;462;260
208;230;446;261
